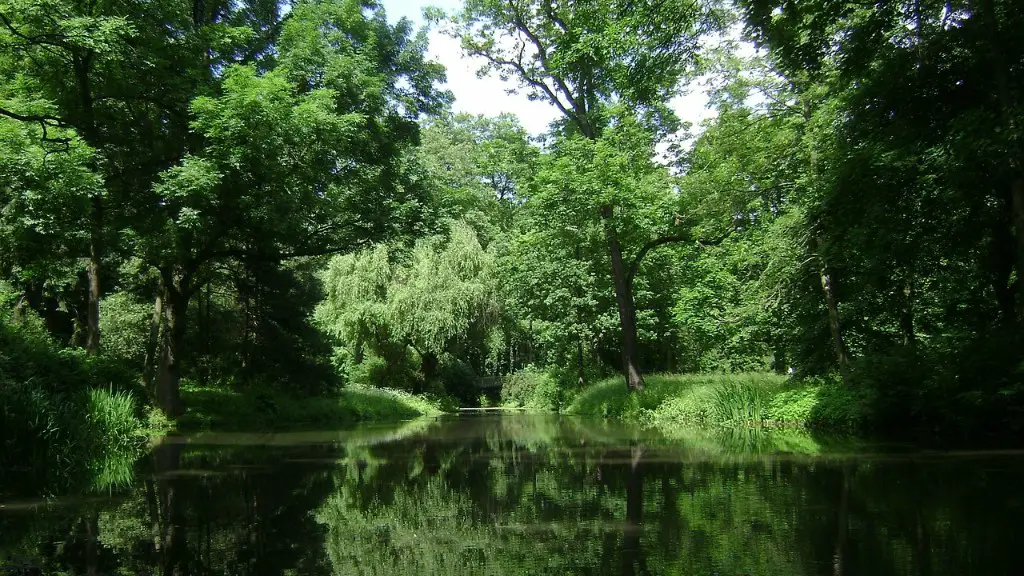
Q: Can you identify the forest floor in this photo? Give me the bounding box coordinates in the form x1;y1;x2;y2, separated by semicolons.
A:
176;383;450;431
566;373;865;433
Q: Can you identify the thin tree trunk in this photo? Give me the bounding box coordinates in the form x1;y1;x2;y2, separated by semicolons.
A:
157;281;189;418
577;336;586;387
603;205;644;391
992;209;1017;321
1012;179;1024;315
143;292;164;392
820;266;850;369
84;192;102;354
199;282;211;386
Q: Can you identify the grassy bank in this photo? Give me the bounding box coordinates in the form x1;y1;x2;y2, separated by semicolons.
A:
565;373;866;432
0;318;161;494
177;383;452;431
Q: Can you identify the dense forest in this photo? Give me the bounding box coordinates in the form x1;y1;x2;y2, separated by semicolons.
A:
2;0;1024;481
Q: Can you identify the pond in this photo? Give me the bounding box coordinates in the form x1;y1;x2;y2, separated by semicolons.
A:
1;413;1022;575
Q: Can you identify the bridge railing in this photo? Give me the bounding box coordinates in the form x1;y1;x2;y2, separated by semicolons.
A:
475;376;502;389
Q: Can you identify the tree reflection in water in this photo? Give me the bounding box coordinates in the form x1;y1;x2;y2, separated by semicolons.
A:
1;415;1022;575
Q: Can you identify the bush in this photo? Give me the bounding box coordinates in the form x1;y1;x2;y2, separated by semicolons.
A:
501;366;563;411
841;330;1024;439
98;292;151;367
566;372;868;432
0;315;147;494
345;349;421;392
436;356;478;404
766;377;867;431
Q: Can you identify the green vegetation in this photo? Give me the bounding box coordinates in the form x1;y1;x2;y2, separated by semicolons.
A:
0;314;155;494
176;383;448;432
3;415;1021;575
567;373;865;432
3;0;1024;490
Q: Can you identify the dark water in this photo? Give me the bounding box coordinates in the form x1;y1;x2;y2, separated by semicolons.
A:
1;414;1022;575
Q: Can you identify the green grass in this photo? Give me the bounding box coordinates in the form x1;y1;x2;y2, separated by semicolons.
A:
1;316;154;495
177;383;451;432
566;373;866;432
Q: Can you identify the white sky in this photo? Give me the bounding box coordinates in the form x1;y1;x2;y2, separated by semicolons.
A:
379;0;717;136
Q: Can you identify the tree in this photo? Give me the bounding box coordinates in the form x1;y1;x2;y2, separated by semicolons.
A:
417;113;539;240
137;0;446;415
318;221;503;395
438;0;723;390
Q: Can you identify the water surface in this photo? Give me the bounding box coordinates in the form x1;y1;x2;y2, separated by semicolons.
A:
1;414;1021;575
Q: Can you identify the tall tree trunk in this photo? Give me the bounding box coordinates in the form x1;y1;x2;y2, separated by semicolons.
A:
74;51;102;355
815;236;850;370
157;280;190;418
85;201;102;355
992;209;1018;321
419;350;438;393
143;292;165;393
577;336;586;387
977;0;1024;317
199;282;211;386
603;205;645;391
820;266;850;369
354;333;364;365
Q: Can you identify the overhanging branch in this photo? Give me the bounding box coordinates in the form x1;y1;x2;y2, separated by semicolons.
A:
627;228;734;285
0;106;72;147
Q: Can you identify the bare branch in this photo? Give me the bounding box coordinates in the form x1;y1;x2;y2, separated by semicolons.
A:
465;43;576;120
505;0;593;134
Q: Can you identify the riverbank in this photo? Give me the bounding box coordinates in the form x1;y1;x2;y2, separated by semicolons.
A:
176;383;452;431
565;373;866;433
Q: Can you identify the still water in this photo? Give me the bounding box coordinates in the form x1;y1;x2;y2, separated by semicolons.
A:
1;413;1022;575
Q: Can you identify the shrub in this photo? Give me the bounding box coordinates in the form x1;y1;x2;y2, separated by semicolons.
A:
709;380;774;424
501;366;562;411
565;372;871;432
436;356;478;404
1;314;146;494
98;293;151;366
87;387;140;452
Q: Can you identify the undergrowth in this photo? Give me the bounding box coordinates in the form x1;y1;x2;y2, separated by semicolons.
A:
177;382;452;432
0;317;153;495
565;373;866;432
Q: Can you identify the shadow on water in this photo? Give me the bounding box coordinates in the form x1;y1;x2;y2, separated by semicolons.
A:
2;414;1023;575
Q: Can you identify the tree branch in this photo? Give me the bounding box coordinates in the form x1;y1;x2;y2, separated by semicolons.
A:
505;0;592;134
0;106;73;147
466;43;576;121
627;228;733;284
0;106;68;128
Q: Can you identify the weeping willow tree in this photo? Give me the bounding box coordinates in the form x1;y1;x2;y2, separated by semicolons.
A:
316;220;508;394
